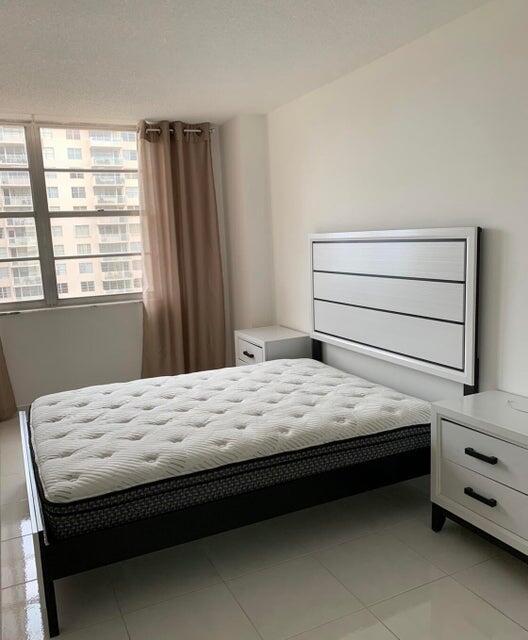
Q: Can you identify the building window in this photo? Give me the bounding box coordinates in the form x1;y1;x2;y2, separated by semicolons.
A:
42;147;55;161
75;224;90;237
123;150;137;161
76;244;91;255
0;123;140;307
71;187;86;199
79;262;93;274
67;148;82;160
81;281;95;292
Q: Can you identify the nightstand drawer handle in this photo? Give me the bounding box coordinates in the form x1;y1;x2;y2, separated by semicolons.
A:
464;447;498;465
464;486;497;508
242;350;255;359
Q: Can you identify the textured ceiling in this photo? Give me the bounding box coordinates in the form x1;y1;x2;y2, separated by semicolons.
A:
0;0;488;124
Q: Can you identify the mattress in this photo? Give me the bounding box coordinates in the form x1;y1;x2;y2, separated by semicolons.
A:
29;358;431;539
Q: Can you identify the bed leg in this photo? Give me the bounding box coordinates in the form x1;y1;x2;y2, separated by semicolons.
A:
36;532;60;637
431;503;446;532
43;573;59;637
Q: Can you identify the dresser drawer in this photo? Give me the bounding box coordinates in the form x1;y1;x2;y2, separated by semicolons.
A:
441;419;528;494
441;459;528;541
236;338;264;364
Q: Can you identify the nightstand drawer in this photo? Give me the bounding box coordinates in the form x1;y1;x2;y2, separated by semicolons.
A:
441;459;528;541
237;338;264;364
441;419;528;494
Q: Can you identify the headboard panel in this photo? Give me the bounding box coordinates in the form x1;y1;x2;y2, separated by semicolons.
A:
310;227;479;386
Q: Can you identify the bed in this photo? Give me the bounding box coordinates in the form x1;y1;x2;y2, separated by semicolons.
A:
21;226;480;637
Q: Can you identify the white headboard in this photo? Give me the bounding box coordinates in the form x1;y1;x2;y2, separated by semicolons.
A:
310;227;480;387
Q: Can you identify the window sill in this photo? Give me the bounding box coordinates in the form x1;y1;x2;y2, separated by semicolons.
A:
0;298;142;317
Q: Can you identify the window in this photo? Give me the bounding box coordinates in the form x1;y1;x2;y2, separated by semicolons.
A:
76;243;91;255
81;281;95;292
66;129;80;140
0;123;141;307
79;262;93;274
71;187;86;199
67;148;82;160
123;150;137;161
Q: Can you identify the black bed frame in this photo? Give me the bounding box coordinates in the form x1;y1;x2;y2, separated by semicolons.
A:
19;339;432;637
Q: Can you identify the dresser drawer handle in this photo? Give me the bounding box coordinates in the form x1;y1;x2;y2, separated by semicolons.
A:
464;447;498;465
464;486;497;508
242;350;255;359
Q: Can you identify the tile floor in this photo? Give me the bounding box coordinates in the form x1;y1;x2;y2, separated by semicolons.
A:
2;413;528;639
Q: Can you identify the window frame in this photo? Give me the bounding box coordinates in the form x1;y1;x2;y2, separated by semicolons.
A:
0;120;142;311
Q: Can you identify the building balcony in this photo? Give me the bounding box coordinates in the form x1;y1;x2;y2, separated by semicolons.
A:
0;174;30;186
95;196;125;205
0;154;28;166
3;196;32;207
94;175;125;185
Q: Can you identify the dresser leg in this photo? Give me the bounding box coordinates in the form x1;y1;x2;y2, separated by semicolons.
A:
431;503;446;532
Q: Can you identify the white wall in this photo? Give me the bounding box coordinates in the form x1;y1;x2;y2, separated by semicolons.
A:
268;0;528;397
220;115;275;330
0;301;142;407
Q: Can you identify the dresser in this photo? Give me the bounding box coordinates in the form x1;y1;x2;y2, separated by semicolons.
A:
234;326;311;367
431;390;528;556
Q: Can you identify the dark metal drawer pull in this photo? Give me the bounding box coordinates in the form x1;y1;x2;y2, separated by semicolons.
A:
242;350;254;359
464;447;498;465
464;486;497;508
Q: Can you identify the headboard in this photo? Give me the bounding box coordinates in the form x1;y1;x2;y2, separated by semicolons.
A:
310;227;480;387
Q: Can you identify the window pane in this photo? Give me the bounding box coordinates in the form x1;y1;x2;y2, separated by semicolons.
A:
40;128;137;170
50;216;141;256
0;125;28;167
0;259;43;303
55;256;141;299
0;218;39;258
44;172;139;211
0;171;33;212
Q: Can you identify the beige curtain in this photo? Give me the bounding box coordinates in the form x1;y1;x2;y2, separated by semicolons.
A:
0;337;16;420
138;121;227;377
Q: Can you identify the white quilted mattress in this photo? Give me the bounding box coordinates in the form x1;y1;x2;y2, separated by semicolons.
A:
30;359;430;504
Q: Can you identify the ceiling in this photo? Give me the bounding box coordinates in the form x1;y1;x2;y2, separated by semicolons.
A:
0;0;488;124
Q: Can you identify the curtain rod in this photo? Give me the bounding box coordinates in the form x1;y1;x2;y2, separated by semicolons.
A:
144;127;215;134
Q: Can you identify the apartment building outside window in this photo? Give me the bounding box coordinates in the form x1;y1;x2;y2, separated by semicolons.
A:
0;122;141;308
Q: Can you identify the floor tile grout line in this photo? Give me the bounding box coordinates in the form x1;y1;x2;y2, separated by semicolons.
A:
111;584;133;640
450;569;528;632
364;603;402;639
280;609;372;640
366;574;447;609
310;553;371;609
222;577;266;640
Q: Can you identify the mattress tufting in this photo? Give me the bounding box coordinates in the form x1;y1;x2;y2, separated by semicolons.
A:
30;358;430;505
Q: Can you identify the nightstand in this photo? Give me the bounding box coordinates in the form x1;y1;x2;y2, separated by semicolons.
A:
234;326;311;367
431;390;528;557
